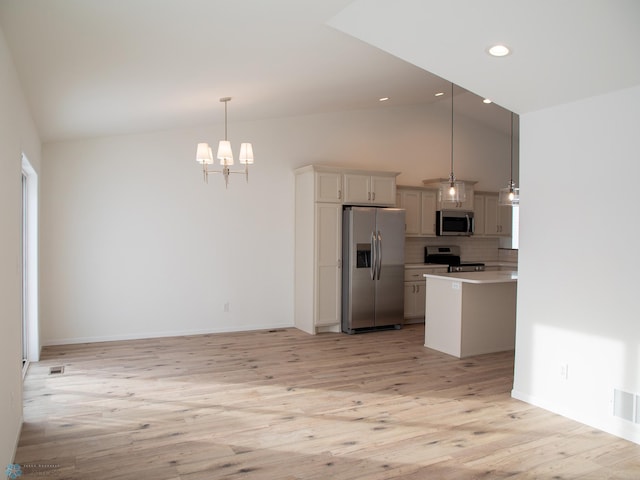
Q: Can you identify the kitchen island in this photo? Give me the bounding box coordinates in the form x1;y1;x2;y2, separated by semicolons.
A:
423;271;517;358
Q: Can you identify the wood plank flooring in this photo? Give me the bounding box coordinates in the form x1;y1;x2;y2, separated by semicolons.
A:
16;324;640;479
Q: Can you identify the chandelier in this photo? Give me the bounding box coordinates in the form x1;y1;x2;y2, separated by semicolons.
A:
196;97;254;188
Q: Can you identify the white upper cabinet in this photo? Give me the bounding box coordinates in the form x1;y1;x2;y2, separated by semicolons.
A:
474;192;512;237
343;173;397;206
398;189;420;234
397;187;437;236
420;190;437;235
315;171;343;203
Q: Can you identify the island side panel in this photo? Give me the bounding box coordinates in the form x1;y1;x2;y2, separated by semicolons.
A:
424;278;463;357
460;282;517;357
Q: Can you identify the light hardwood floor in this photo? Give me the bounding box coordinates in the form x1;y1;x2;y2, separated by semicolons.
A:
16;324;640;479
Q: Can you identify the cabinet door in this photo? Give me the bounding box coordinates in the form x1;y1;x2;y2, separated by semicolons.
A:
475;193;512;237
484;195;500;235
315;203;342;326
404;281;426;320
474;194;486;235
498;204;513;237
420;190;437;235
399;190;421;234
370;175;396;205
315;172;342;203
404;283;417;318
343;174;371;204
415;282;426;319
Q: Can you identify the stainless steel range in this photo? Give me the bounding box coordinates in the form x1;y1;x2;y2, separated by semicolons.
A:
424;245;485;272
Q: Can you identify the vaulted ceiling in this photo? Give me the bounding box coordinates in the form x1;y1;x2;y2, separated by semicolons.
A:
1;0;638;143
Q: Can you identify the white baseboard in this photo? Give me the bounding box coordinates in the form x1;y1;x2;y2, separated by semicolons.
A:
512;389;640;446
10;416;23;464
42;322;294;346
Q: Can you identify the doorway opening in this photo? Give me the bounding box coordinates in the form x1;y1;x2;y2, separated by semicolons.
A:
22;153;39;376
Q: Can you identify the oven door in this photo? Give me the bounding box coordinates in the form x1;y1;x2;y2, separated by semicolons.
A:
436;210;474;236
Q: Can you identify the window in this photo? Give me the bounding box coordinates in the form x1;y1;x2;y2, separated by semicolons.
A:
511;205;519;249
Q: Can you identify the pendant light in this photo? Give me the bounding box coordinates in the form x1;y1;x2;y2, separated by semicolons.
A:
499;112;519;206
440;83;466;204
195;97;254;188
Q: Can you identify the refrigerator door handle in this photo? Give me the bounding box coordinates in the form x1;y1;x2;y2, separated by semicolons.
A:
370;231;376;280
376;230;382;280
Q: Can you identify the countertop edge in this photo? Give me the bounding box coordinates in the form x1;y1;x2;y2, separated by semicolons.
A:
423;271;518;284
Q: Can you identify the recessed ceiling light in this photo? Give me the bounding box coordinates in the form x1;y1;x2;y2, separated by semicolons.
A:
379;97;389;102
483;98;492;104
487;44;511;57
435;92;445;97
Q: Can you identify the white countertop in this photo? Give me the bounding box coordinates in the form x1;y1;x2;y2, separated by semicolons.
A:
424;270;518;284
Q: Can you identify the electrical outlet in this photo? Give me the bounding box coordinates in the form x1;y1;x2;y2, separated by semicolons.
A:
560;363;569;381
224;302;230;313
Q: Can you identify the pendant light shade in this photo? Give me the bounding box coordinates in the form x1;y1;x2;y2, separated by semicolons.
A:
443;177;466;203
498;181;519;205
499;112;519;206
440;83;466;204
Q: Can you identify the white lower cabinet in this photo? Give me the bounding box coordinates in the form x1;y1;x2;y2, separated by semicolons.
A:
404;267;447;322
404;281;426;321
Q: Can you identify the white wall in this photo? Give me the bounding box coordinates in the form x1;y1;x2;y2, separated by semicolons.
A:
513;85;640;444
0;26;41;469
40;99;512;345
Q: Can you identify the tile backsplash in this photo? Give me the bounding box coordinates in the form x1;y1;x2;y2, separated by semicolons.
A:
498;248;519;263
405;236;509;264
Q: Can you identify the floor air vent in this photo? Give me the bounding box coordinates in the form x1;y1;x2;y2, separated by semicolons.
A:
49;366;64;375
613;388;640;423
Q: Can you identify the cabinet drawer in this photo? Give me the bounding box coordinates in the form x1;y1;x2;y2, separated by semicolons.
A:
404;267;447;281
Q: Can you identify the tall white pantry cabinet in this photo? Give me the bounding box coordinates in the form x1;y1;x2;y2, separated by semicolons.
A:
294;165;398;334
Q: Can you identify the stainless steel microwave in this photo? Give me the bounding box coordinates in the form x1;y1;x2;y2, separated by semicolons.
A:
436;210;474;236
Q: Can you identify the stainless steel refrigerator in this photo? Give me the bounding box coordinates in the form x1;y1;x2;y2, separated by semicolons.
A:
342;206;405;334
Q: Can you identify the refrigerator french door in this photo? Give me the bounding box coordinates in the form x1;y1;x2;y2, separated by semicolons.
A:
342;206;405;334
